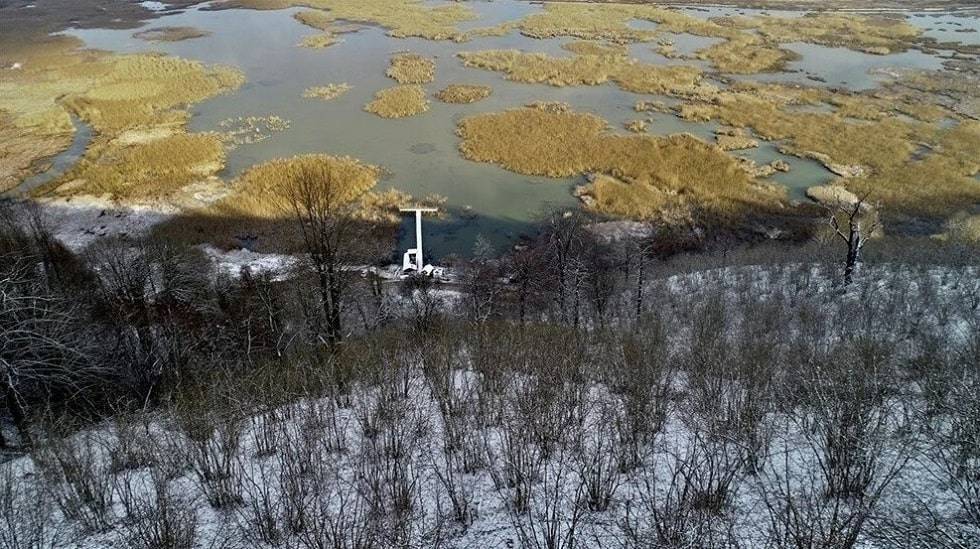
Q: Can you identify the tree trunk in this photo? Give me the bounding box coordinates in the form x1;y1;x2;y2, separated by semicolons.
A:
634;256;645;327
3;382;31;448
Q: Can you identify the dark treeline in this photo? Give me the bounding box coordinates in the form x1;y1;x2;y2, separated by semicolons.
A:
1;197;979;548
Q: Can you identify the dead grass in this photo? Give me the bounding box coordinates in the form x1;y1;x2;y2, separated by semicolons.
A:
364;85;429;118
0;112;73;192
133;26;212;42
152;154;408;250
37;132;226;199
696;36;798;74
562;41;628;56
943;212;980;243
716;13;922;54
0;34;242;195
386;53;435;85
457;49;708;97
235;0;476;41
435;84;491;104
516;3;719;43
299;34;340;49
456;104;785;222
681;85;980;219
303;83;352;101
625;119;648;133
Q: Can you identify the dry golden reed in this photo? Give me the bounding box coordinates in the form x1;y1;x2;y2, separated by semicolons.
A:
40;133;226;199
386;53;436;84
235;0;476;41
457;49;708;97
682;84;980;218
0;33;242;195
152;154;388;250
435;84;492;104
456;104;785;221
364;85;430;118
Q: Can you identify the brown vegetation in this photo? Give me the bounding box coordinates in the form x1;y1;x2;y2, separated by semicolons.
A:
386;53;435;85
232;0;476;41
364;85;430;118
457;49;709;97
152;154;400;250
457;104;786;223
0;34;242;196
435;84;492;104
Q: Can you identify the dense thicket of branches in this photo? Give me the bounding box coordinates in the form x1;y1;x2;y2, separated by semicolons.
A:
1;202;978;548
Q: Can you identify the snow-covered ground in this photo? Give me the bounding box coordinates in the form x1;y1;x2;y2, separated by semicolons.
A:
3;262;977;549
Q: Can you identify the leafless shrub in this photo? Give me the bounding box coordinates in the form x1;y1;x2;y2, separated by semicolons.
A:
354;382;429;544
108;411;157;473
235;457;284;546
606;322;671;472
294;463;378;549
122;467;198;549
173;402;244;509
0;465;63;549
921;333;980;530
508;443;587;549
32;429;114;532
249;407;284;458
572;397;624;513
805;341;903;501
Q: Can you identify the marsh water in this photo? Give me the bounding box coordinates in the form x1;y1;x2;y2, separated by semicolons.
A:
60;0;979;257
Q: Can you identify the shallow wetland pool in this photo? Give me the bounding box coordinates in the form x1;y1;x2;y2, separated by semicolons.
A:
23;0;980;256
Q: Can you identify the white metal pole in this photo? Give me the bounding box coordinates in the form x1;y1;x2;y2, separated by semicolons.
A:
415;210;424;270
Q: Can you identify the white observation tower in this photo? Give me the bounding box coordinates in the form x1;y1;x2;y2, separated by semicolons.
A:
399;207;438;273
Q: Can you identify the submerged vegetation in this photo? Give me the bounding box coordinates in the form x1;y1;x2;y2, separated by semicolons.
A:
386;53;436;85
457;103;786;224
435;84;491;104
364;85;430;118
302;83;352;101
132;26;212;42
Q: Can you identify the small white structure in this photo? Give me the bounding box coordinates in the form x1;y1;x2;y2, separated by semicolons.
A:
399;207;438;273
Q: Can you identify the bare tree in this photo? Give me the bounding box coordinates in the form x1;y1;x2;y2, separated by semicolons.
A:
279;164;377;348
828;195;880;286
0;255;99;447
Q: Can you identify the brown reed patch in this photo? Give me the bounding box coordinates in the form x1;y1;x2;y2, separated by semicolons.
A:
435;84;492;104
364;85;430;118
0;33;242;195
39;133;227;199
386;53;436;84
233;0;476;41
562;41;629;56
457;49;708;97
151;154;407;250
456;104;786;223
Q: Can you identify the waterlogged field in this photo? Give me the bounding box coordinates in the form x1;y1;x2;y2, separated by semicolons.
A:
3;0;979;255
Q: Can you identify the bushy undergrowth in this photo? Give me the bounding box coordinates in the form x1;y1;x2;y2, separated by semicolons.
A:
1;202;979;547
